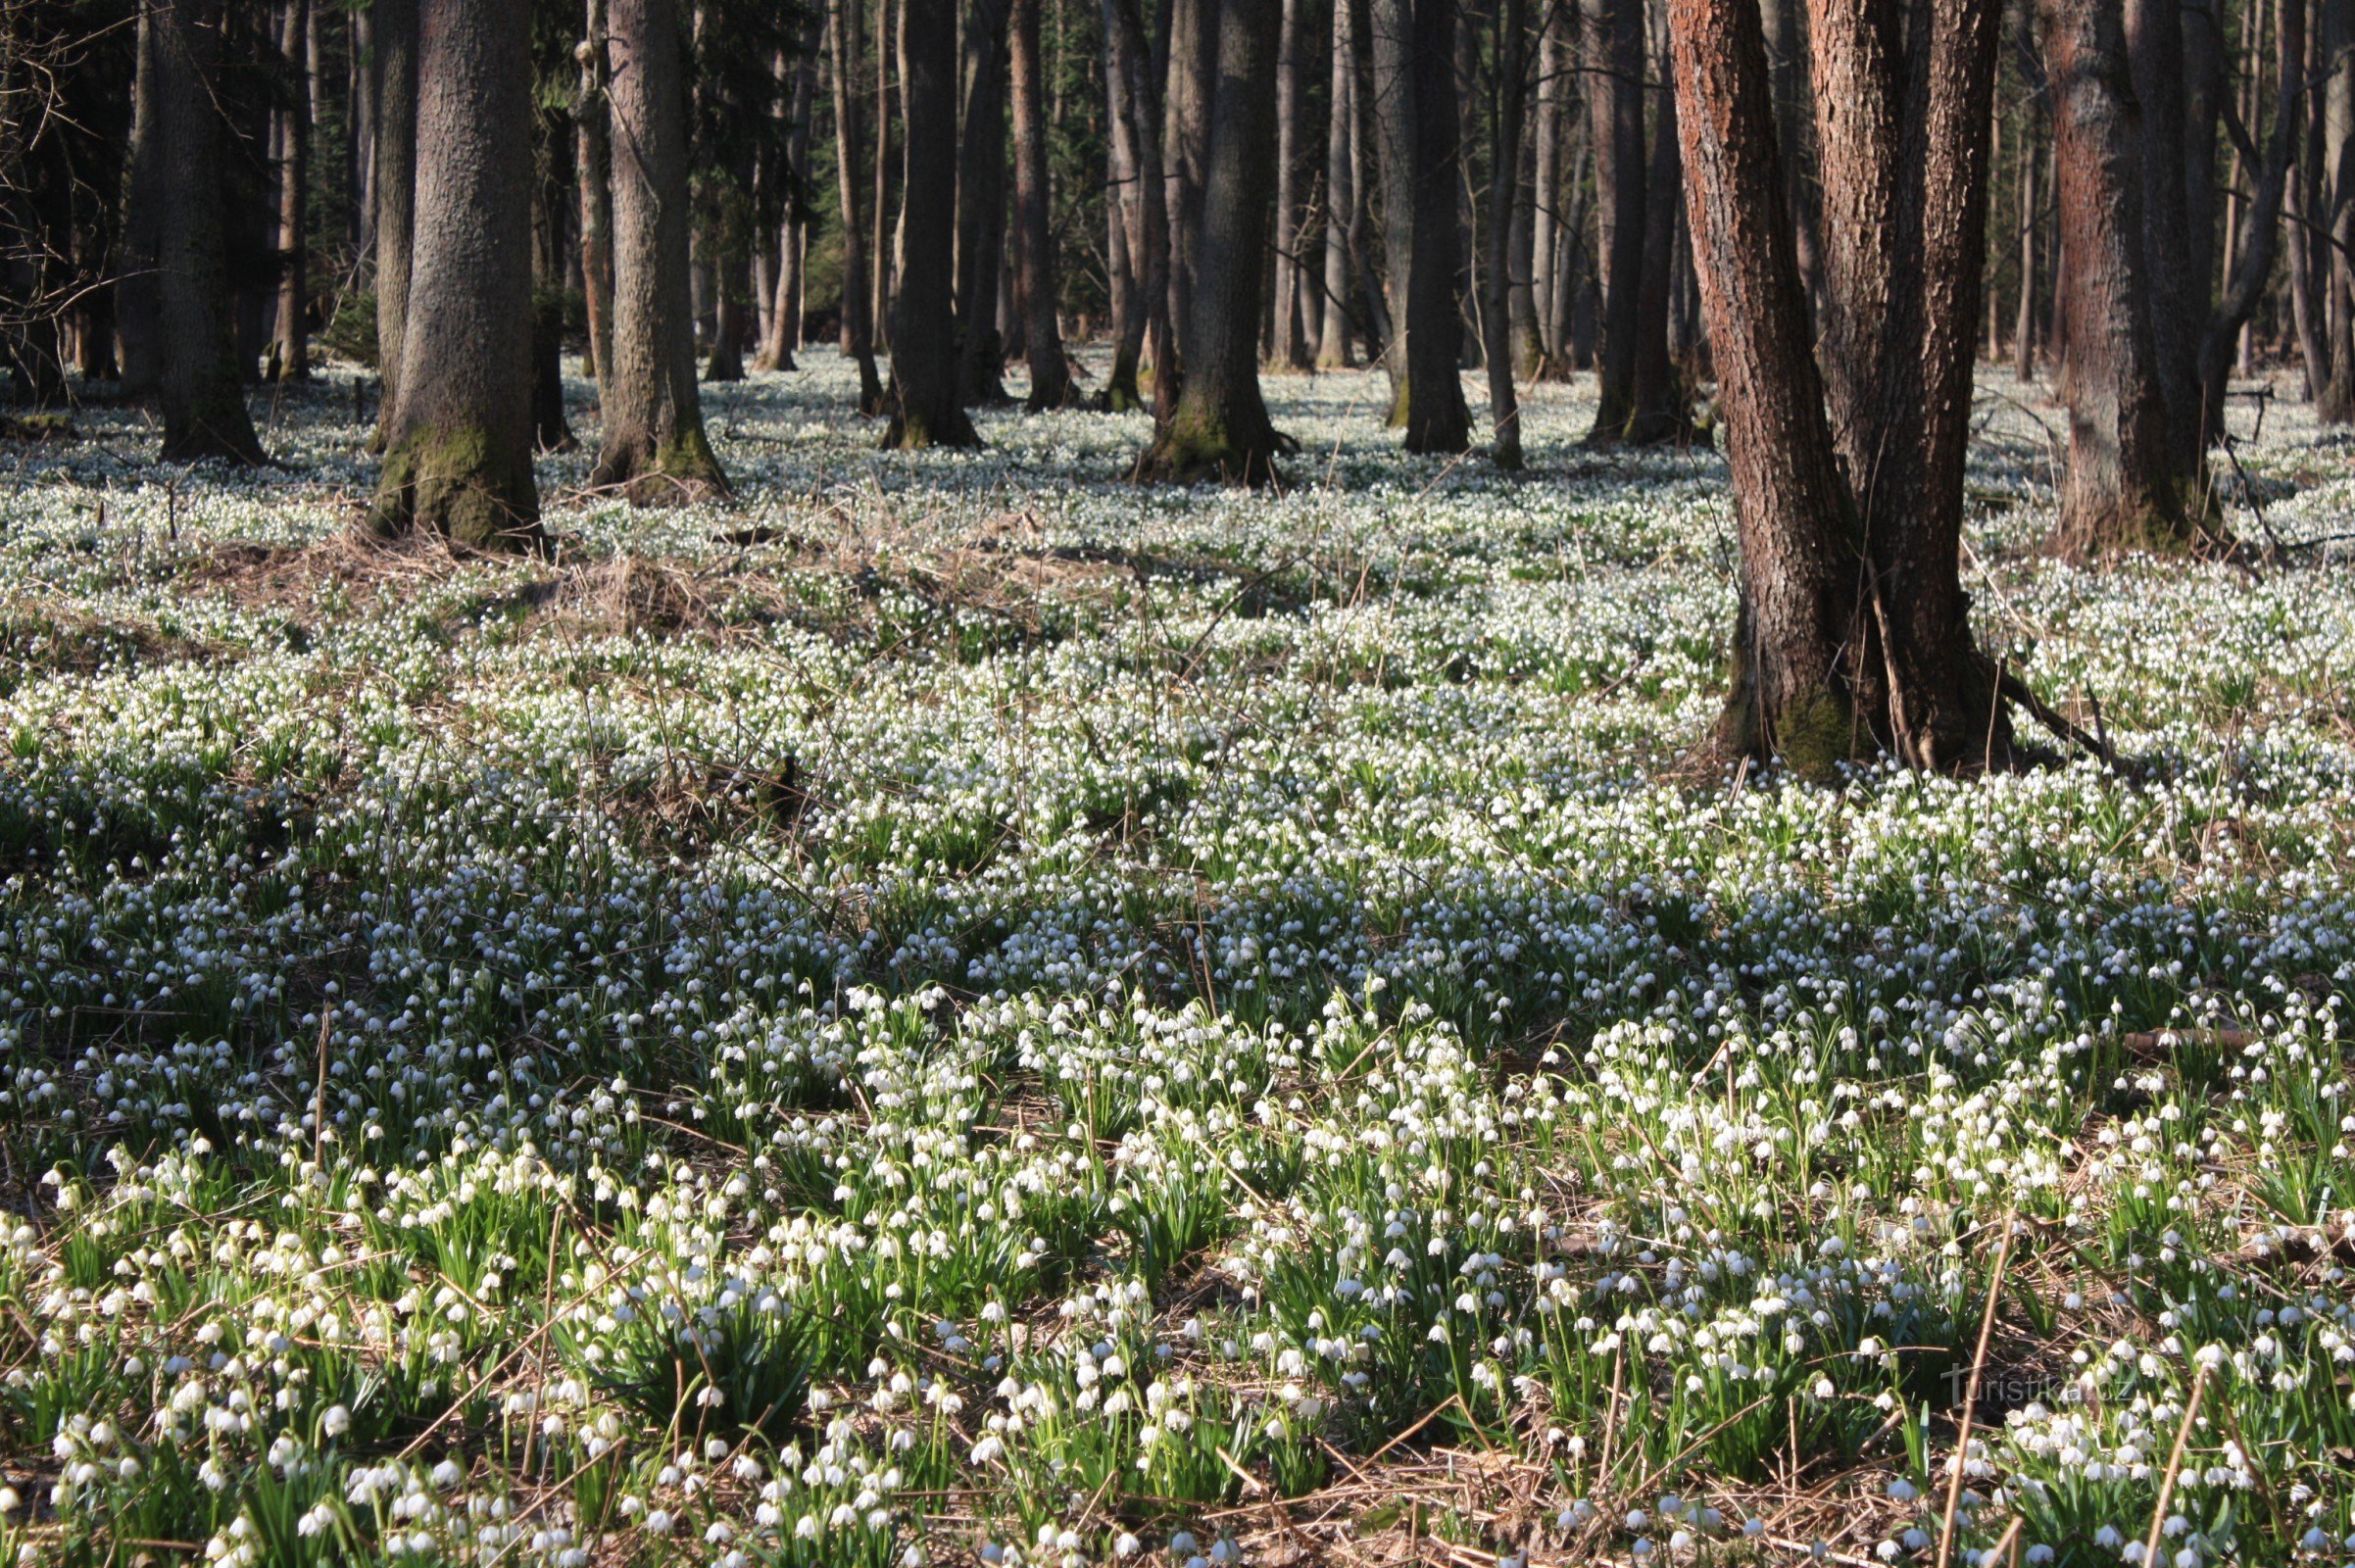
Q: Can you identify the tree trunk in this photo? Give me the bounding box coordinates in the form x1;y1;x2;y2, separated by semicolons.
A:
2013;12;2040;382
367;0;540;548
2040;0;2198;556
1528;5;1565;376
1010;0;1075;407
2126;0;2199;458
1623;57;1693;444
1165;0;1216;368
594;0;732;501
884;0;982;445
120;0;163;399
1481;0;1526;467
1585;0;1646;439
954;0;1011;404
578;0;615;393
830;0;887;410
2320;0;2355;421
758;28;820;371
1137;0;1291;481
154;0;265;463
1370;0;1471;449
1110;0;1173;412
1270;0;1307;368
2193;0;2302;452
1316;0;1357;368
271;0;311;382
872;0;894;345
374;0;417;448
1669;0;2015;774
1103;0;1150;407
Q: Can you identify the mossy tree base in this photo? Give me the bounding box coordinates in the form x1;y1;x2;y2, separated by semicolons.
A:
162;384;268;467
881;400;982;451
1132;408;1296;487
591;420;734;507
368;421;543;552
2047;473;2226;564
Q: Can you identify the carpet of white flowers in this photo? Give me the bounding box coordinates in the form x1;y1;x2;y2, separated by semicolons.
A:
2;350;2355;1568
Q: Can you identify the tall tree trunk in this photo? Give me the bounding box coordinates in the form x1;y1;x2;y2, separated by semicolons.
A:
955;0;1011;404
1371;0;1471;449
1585;0;1646;439
1110;0;1172;411
1010;0;1075;407
2040;0;2197;557
353;3;375;260
2320;0;2355;420
1316;0;1357;368
1138;0;1291;480
2126;0;2198;458
594;0;732;501
2014;12;2041;382
154;0;265;463
758;28;820;371
884;0;982;445
1757;0;1820;312
374;0;417;448
1165;0;1216;368
1270;0;1307;368
271;0;311;382
120;0;163;399
2193;0;2302;452
368;0;540;548
871;0;894;345
578;0;615;393
1528;5;1565;376
831;0;887;410
1481;0;1526;467
1624;58;1693;443
1103;0;1150;406
1669;0;2016;774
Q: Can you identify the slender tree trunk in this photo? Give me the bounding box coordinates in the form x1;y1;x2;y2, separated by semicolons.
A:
1371;0;1471;449
1138;0;1291;480
120;1;163;399
1104;0;1150;406
1528;5;1564;376
758;28;820;371
1111;0;1173;412
1165;0;1216;366
1010;0;1075;406
1270;0;1307;368
1624;57;1693;444
2014;14;2040;381
374;0;418;447
368;0;540;548
1316;0;1357;368
1481;0;1526;467
831;0;887;410
872;0;894;344
1585;0;1645;439
1669;0;2015;773
884;0;982;445
594;0;732;501
353;3;375;261
578;0;614;393
2321;0;2355;420
2194;0;2302;451
955;0;1011;404
2126;0;2198;458
153;0;265;463
2039;0;2197;558
271;0;311;382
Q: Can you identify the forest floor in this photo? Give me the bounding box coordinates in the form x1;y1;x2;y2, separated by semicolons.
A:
1;350;2354;1566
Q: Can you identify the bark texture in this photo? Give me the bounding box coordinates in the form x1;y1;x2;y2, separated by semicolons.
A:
883;0;982;446
1315;0;1356;368
1480;0;1526;468
154;0;266;464
1668;0;2015;774
1370;0;1470;450
368;0;541;549
271;0;311;383
593;0;732;502
830;0;887;411
2040;0;2193;558
1009;0;1075;408
373;0;417;447
1137;0;1293;482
